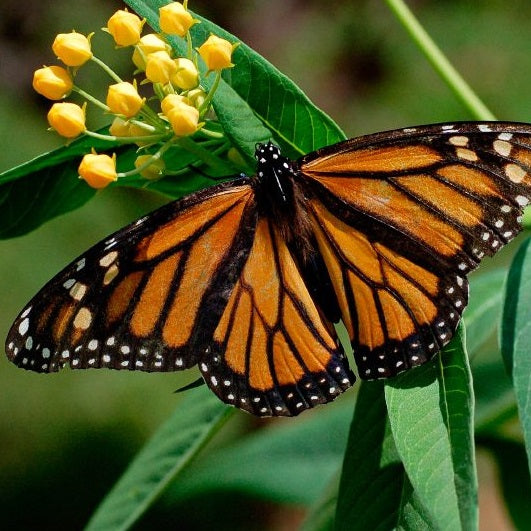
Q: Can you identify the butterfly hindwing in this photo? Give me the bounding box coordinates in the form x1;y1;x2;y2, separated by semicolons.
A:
299;122;531;378
6;178;257;374
201;217;355;416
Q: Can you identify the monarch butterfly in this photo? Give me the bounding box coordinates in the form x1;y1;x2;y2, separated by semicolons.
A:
5;121;531;416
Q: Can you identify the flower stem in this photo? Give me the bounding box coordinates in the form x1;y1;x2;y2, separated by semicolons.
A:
90;55;123;84
85;130;167;143
197;127;225;139
383;0;496;120
118;137;177;178
72;86;110;112
198;70;222;117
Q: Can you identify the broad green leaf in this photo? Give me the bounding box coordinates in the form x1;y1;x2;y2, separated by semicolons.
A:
0;133;121;238
335;382;404;530
478;436;531;530
0;137;225;239
166;399;353;506
501;237;531;473
385;325;478;530
124;0;346;158
397;475;437;530
464;269;506;356
85;386;231;531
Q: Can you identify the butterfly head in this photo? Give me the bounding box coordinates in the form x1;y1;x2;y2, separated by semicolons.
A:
254;141;282;162
254;141;294;181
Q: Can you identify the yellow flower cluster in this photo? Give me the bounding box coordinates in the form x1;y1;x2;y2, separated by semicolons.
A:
32;2;238;189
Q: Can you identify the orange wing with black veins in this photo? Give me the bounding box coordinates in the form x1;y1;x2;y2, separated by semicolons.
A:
299;122;531;379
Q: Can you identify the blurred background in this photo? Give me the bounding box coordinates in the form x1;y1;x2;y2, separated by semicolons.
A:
0;0;530;529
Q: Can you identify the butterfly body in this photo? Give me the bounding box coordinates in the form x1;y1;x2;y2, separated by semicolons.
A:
6;121;531;416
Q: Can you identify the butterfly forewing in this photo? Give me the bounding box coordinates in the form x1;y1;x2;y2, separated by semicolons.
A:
6;179;257;374
299;122;531;379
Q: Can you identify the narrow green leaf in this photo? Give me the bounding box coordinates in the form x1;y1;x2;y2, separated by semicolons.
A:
464;269;506;356
478;436;531;530
385;325;478;530
85;386;231;531
168;400;353;506
0;136;217;239
501;237;531;474
124;0;346;158
473;356;517;435
335;382;404;530
397;475;437;530
0;133;124;238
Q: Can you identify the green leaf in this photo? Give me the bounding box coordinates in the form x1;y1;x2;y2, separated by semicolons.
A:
473;356;517;435
335;382;404;530
464;269;506;356
478;436;531;530
385;325;478;530
0;133;220;239
124;0;346;158
501;237;531;474
397;475;438;530
0;133;121;238
167;399;353;506
85;386;231;531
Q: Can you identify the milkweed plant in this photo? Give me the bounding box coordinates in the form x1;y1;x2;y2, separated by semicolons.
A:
1;1;530;530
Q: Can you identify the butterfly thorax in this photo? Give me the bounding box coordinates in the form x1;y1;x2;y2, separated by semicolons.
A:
253;142;313;259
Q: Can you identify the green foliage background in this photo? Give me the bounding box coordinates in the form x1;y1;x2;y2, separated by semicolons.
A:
0;0;530;529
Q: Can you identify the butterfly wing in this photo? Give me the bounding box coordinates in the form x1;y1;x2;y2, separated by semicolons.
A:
202;216;355;416
6;178;257;374
298;122;531;378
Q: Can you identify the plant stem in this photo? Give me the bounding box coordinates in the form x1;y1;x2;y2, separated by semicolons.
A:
118;137;177;177
384;0;496;121
72;86;110;112
198;70;222;117
90;55;123;84
85;130;167;144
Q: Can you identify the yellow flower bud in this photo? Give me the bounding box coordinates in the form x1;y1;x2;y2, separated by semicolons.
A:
109;116;130;137
52;31;92;67
132;33;169;70
187;88;207;109
32;65;73;100
106;9;144;46
159;2;197;37
166;101;199;136
198;35;235;71
106;82;144;118
134;155;166;180
145;50;178;84
47;102;86;138
161;93;190;116
78;152;117;189
171;58;199;90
